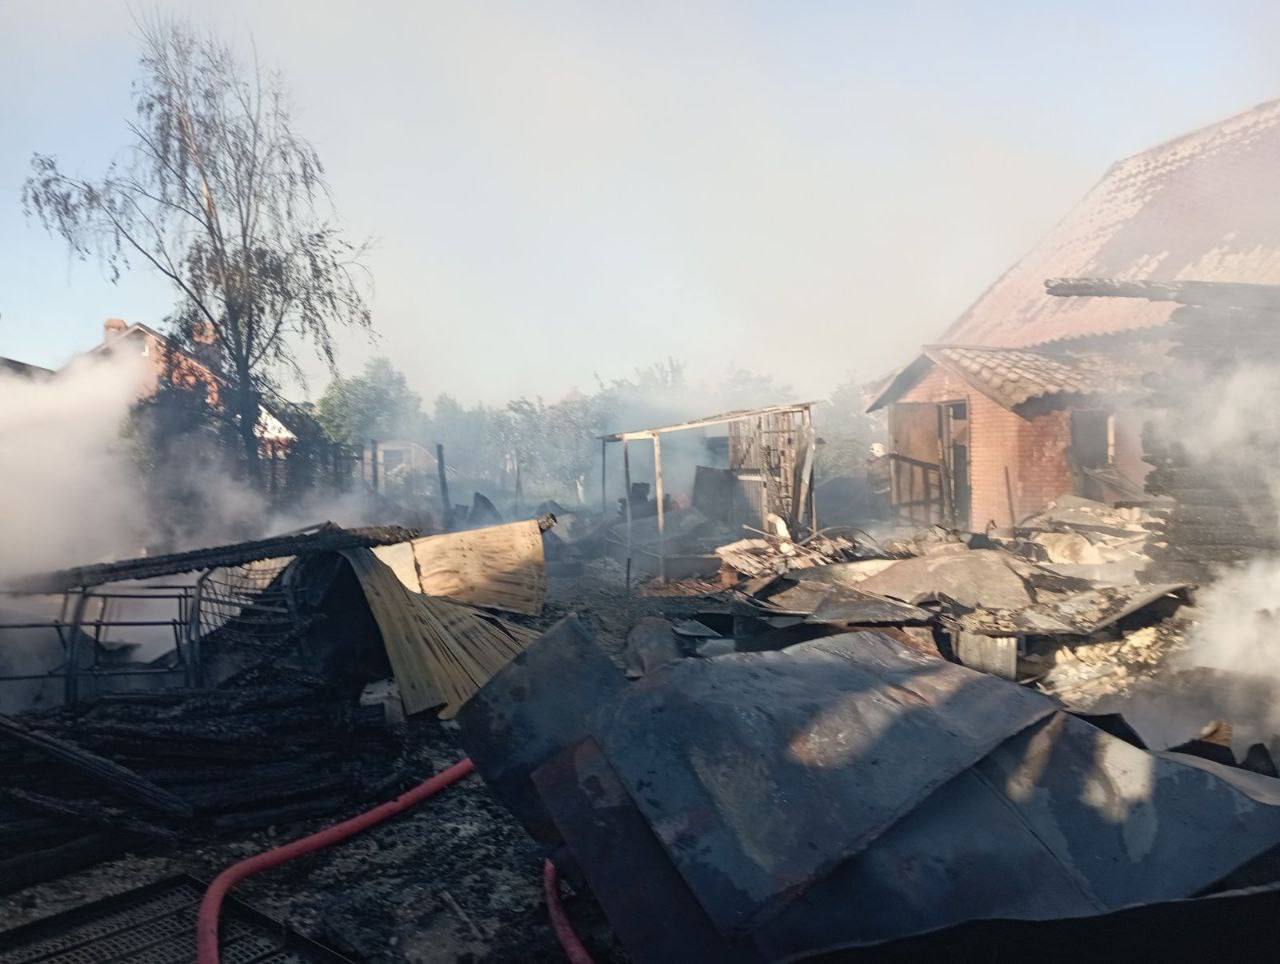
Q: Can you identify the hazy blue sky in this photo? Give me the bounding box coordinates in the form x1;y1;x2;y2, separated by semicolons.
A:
3;1;1280;404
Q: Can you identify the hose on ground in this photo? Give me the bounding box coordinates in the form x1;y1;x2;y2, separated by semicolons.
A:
543;857;597;964
196;757;475;964
196;755;595;964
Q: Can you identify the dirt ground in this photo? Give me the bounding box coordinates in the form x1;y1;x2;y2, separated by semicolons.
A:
0;564;668;962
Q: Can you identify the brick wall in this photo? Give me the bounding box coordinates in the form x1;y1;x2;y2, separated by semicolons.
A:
896;364;1075;528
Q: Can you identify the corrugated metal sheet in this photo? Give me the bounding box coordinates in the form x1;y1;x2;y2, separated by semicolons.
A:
397;520;546;616
940;99;1280;349
341;548;537;718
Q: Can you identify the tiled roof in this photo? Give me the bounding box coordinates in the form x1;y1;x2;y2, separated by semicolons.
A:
927;346;1141;411
941;99;1280;348
867;344;1150;412
0;357;54;380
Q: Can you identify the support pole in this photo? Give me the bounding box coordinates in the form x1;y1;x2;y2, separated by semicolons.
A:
623;439;633;592
64;590;91;707
436;443;453;531
187;571;212;688
370;439;380;493
653;433;666;583
600;439;607;515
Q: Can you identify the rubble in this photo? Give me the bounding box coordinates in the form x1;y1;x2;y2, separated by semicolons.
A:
7;443;1280;963
459;621;1280;962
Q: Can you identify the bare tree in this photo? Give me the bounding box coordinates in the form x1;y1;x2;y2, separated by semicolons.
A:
24;19;371;485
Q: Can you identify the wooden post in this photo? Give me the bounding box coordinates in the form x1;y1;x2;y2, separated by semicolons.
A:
514;457;523;516
1004;466;1017;529
600;438;607;515
370;438;380;493
437;443;453;530
623;439;633;592
653;433;666;582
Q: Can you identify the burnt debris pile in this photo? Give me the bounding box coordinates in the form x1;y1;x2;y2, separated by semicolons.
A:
0;669;403;897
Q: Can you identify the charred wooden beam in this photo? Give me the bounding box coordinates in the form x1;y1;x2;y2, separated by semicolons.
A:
0;833;132;896
1046;277;1280;310
0;715;194;818
3;788;179;842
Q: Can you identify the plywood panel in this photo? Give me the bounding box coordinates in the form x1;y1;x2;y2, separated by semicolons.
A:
411;520;546;616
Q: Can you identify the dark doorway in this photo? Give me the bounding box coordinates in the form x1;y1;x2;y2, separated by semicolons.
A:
942;402;971;530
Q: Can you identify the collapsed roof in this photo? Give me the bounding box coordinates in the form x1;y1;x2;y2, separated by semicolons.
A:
6;524;418;594
940;99;1280;350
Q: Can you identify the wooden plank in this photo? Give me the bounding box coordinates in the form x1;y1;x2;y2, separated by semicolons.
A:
342;548;445;715
342;548;538;717
371;541;420;591
409;520;546;616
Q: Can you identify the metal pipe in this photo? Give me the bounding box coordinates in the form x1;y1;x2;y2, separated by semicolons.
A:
188;570;212;688
63;590;91;707
622;439;633;592
653;433;666;583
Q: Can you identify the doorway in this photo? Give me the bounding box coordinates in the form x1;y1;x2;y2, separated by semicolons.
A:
941;401;971;530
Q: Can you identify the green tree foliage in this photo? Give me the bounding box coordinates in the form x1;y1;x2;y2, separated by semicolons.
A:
24;19;371;486
814;373;885;479
315;357;424;445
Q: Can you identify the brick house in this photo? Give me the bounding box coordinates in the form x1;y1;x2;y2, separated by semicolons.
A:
92;317;295;452
871;99;1280;529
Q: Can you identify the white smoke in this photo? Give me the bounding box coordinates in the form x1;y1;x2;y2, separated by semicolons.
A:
1172;363;1280;678
0;351;151;583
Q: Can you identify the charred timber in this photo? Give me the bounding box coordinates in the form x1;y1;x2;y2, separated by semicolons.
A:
0;715;194;818
1046;277;1280;310
0;832;133;897
7;523;418;593
3;788;179;842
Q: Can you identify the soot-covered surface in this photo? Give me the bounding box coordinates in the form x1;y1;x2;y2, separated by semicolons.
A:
0;715;626;962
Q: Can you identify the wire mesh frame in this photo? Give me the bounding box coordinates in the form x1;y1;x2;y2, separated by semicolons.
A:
0;585;197;705
0;556;304;706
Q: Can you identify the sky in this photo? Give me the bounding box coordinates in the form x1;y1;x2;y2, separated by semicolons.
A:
3;1;1280;407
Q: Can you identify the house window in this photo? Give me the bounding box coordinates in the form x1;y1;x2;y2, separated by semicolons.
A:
1071;410;1114;468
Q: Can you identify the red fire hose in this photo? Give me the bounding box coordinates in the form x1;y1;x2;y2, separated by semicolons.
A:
196;756;593;964
543;857;596;964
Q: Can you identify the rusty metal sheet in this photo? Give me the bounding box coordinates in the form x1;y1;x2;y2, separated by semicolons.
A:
410;520;546;616
593;632;1058;933
457;616;626;840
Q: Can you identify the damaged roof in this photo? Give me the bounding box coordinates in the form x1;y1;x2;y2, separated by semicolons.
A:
867;344;1147;412
938;98;1280;349
7;523;419;593
1;357;55;380
600;402;818;442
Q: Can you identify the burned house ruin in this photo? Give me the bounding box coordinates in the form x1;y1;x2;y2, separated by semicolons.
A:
874;98;1280;530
